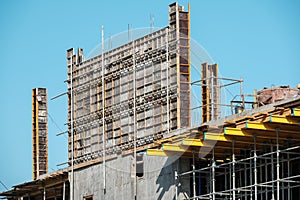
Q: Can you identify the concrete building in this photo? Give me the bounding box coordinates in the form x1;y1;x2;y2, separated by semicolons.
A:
1;2;300;200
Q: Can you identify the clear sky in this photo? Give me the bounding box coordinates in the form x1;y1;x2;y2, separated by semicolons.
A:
0;0;299;191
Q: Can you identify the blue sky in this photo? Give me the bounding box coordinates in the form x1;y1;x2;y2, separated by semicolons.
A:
0;0;299;191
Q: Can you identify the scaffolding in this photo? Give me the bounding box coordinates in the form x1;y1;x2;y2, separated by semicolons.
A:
147;99;300;199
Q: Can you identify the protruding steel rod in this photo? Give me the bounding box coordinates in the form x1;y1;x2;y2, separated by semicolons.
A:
70;50;74;200
166;27;170;134
101;25;106;197
133;38;137;200
50;92;67;100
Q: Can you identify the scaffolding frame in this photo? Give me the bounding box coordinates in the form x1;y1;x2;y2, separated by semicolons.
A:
147;102;300;200
178;141;300;199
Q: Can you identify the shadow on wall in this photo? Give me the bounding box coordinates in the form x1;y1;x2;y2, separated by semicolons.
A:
155;157;190;200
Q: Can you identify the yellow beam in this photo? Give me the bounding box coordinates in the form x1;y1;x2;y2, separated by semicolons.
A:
204;132;230;142
292;108;300;117
224;127;253;137
245;120;300;136
182;138;204;147
146;149;168;157
162;143;191;153
270;114;300;125
245;121;269;130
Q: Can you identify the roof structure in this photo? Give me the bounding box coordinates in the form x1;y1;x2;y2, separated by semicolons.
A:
147;96;300;159
0;169;68;199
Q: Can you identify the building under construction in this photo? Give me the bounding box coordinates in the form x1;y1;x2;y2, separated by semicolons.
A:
1;2;300;200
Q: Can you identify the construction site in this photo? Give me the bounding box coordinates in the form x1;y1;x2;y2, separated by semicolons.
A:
1;2;300;200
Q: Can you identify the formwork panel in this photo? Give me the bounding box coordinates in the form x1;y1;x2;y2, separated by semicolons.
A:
67;2;190;166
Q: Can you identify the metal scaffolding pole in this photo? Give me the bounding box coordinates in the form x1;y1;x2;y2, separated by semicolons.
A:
225;166;227;192
133;39;137;200
70;51;74;200
254;136;258;200
244;160;247;200
43;186;46;200
271;145;275;200
101;25;106;197
166;27;170;134
229;156;232;200
232;141;236;200
287;146;291;200
192;151;196;199
212;150;216;200
260;157;263;200
63;181;66;200
265;150;268;200
250;151;253;200
281;153;284;200
175;170;178;200
276;128;280;200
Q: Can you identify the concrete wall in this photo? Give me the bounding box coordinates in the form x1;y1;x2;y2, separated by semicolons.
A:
73;154;191;200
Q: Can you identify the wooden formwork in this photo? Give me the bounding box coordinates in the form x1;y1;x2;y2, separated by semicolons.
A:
32;88;48;180
67;2;190;167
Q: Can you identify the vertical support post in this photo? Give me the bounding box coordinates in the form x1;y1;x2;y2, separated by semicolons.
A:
250;151;253;200
63;181;66;200
276;128;280;200
229;156;232;199
271;145;275;200
281;153;284;200
225;165;227;191
260;157;263;200
175;170;178;200
133;40;137;200
43;186;46;200
232;140;236;200
70;51;74;200
211;74;214;120
287;146;290;200
254;136;258;200
239;167;242;199
192;151;196;199
54;189;57;200
101;25;106;197
244;154;248;200
240;77;244;111
166;27;170;134
265;150;268;200
212;150;216;200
